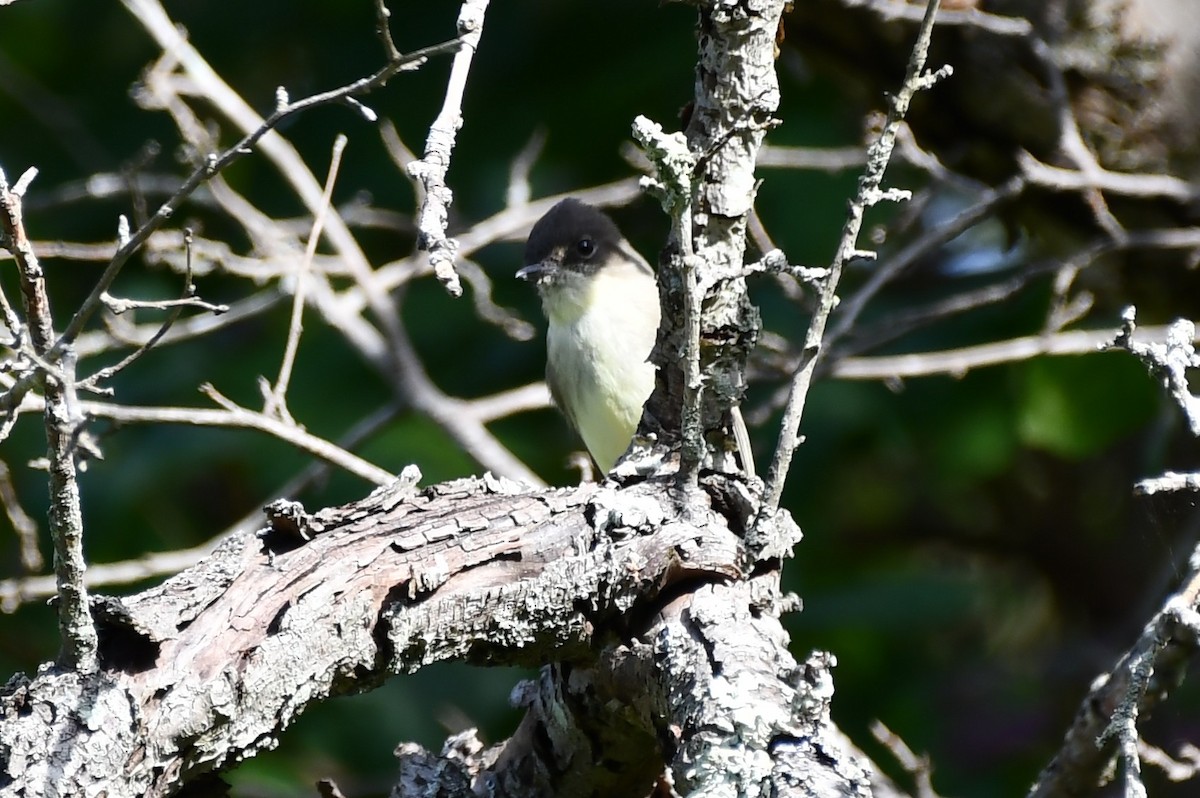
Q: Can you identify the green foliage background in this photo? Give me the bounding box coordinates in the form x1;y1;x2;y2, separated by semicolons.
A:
1;1;1196;796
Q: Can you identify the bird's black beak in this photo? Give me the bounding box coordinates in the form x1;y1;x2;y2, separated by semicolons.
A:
516;261;555;282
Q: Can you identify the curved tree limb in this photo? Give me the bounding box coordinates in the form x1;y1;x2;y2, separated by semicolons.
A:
0;470;867;797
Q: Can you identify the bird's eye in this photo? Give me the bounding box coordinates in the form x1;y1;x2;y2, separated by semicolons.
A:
575;237;596;258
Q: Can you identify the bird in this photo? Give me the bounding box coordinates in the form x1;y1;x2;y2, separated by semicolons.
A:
517;198;660;474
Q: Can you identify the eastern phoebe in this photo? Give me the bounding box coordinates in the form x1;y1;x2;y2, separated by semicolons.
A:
517;199;660;473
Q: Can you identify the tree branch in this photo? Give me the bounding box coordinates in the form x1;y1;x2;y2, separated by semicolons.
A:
1028;542;1200;797
0;472;789;797
15;393;396;487
827;323;1195;382
408;0;491;297
0;167;98;671
758;0;948;527
265;135;348;424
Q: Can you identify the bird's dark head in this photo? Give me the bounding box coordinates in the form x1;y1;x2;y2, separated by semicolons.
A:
517;199;633;285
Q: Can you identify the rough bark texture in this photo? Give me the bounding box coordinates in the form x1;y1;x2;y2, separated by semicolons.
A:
642;0;775;473
0;471;866;797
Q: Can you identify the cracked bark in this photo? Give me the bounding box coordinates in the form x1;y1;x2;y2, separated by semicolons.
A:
0;471;868;797
1;2;879;796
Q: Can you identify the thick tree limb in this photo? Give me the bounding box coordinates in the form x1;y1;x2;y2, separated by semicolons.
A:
0;471;867;797
636;0;784;483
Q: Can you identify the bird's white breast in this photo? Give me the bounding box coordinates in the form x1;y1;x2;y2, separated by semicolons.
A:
543;262;659;472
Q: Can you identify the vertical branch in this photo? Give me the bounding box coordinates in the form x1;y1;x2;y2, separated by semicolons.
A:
0;167;98;671
678;0;784;483
409;0;491;298
757;0;949;526
636;0;784;485
266;134;349;422
679;248;705;483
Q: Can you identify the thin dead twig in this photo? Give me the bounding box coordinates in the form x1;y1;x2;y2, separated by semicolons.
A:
757;0;949;524
829;325;1151;381
265;135;349;423
0;166;98;671
1028;544;1200;798
81;231;226;393
408;0;492;297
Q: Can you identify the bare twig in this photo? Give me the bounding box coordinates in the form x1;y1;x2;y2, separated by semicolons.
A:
827;223;1200;379
1109;310;1200;435
870;720;942;798
679;249;706;484
756;144;868;172
837;265;1047;359
19;172;217;213
641;120;703;480
0;538;221;614
466;382;551;423
349;181;641;315
828;324;1194;381
117;0;548;486
373;0;401;61
1019;151;1200;203
1021;33;1199;227
1030;293;1200;797
382;309;545;486
1043;264;1091;334
826;174;1025;350
1028;544;1200;798
100;293;228;316
836;0;1031;36
0;252;23;339
450;179;643;261
506;128;546;209
74;0;459;354
379;119;423;200
1139;741;1200;783
265;135;349;423
0;166;98;671
758;0;948;523
457;258;535;341
80;230;225;392
104;0;462;389
80;288;282;358
632;116;704;483
408;0;492;297
143;230;337;281
0;0;462;442
16;390;396;488
1027;35;1124;239
0;400;408;612
0;396;412;612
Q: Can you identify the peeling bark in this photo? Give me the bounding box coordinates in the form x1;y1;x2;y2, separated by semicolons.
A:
1;472;864;796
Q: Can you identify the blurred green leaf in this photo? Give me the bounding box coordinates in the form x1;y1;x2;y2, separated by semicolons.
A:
1017;354;1157;459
